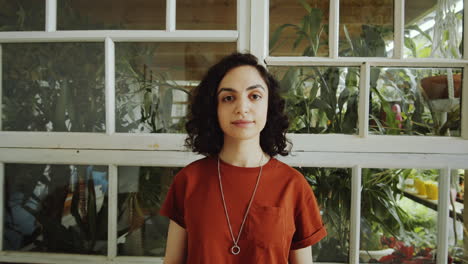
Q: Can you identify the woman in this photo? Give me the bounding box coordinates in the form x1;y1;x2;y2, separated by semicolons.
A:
160;52;326;264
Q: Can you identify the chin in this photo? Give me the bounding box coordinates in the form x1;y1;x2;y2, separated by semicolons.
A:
225;131;260;141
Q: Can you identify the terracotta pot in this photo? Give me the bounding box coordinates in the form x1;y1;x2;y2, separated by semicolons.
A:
420;74;462;100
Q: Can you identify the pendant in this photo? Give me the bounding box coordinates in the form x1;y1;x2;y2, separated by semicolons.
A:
231;244;240;255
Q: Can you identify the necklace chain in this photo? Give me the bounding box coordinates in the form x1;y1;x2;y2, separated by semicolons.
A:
217;154;264;255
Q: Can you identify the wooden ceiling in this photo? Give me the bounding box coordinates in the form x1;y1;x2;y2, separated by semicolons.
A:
63;0;441;70
67;0;438;31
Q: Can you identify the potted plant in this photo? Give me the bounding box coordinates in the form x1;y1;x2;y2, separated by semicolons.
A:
420;74;461;100
406;0;462;107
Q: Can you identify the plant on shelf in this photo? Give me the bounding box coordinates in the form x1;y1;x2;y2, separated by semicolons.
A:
1;1;185;255
294;167;415;262
399;0;463;136
270;1;359;135
375;236;458;264
269;1;407;260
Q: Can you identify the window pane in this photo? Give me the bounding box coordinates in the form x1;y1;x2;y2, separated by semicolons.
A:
117;166;180;256
369;67;462;136
339;0;394;57
294;167;351;262
176;0;235;30
404;0;463;58
450;169;466;263
269;0;329;56
4;164;108;254
2;43;106;132
360;168;438;263
0;0;44;31
58;0;165;30
270;66;359;134
115;42;236;133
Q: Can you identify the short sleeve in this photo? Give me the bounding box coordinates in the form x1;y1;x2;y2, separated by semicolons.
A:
159;169;187;229
290;177;327;250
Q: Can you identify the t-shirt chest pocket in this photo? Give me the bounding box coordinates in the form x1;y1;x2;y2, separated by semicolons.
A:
245;204;285;248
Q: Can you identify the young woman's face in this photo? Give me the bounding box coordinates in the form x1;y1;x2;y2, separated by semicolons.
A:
216;65;269;142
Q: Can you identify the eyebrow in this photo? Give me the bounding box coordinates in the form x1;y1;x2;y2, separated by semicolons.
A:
216;84;266;96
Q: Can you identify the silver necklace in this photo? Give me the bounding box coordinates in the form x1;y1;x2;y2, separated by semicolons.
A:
217;154;264;255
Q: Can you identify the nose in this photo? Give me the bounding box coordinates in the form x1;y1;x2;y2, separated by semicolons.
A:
234;96;250;116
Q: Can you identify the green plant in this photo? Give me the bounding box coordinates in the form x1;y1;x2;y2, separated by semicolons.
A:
404;0;462;59
340;24;391;58
295;166;441;261
1;2;185;256
269;0;327;57
299;167;351;262
0;0;44;31
115;43;190;133
270;1;360;135
269;1;403;259
117;167;179;256
273;66;359;134
298;167;416;261
373;0;464;137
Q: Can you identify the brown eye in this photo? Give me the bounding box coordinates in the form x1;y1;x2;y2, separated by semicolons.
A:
251;94;262;100
222;95;234;102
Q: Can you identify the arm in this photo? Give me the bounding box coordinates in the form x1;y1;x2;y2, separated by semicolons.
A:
163;220;187;264
289;246;313;264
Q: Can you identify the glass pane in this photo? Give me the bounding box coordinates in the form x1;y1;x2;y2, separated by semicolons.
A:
269;66;359;134
339;0;394;57
404;0;463;58
58;0;165;30
450;169;466;263
360;168;438;263
269;0;329;56
294;167;350;262
117;166;180;256
4;164;108;254
176;0;235;30
369;67;462;136
2;43;106;132
0;0;45;31
115;42;236;133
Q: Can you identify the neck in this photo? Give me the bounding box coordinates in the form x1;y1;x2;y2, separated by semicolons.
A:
219;136;270;167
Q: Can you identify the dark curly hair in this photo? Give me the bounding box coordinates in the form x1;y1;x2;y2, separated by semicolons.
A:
184;52;291;157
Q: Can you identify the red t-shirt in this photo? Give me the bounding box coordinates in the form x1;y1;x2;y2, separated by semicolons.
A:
160;156;326;264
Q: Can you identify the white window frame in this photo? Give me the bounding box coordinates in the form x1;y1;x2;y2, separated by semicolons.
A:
0;0;467;263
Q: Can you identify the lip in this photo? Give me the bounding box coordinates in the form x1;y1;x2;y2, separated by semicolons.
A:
231;120;254;127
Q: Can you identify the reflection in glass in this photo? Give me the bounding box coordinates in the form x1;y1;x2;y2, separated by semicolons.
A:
339;0;393;57
2;43;106;132
450;169;466;263
270;66;359;134
58;0;165;30
0;0;44;31
295;167;351;262
115;42;236;133
369;67;462;136
117;166;180;256
4;164;109;254
269;0;329;56
360;168;438;263
176;0;235;30
404;0;463;58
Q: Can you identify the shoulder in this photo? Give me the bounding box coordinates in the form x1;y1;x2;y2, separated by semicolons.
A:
183;156;213;171
270;158;313;198
272;158;308;183
173;156;214;181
